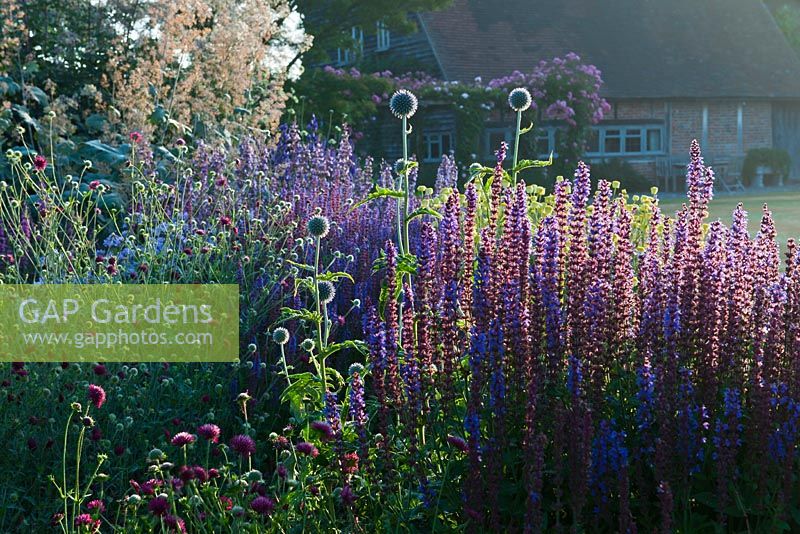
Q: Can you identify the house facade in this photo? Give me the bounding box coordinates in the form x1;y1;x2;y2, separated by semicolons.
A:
326;0;800;187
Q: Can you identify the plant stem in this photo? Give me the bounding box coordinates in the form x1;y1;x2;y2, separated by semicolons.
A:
313;236;327;391
402;116;411;255
513;109;522;186
280;344;292;387
62;411;73;534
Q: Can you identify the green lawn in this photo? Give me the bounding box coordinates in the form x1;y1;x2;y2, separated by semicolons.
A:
659;190;800;249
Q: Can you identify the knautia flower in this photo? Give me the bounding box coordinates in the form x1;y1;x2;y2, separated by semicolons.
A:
318;281;336;305
272;327;290;345
74;513;100;532
229;434;256;458
310;420;335;442
296;441;319;457
164;515;186;533
389;89;418;119
33;155;47;172
250;496;275;516
87;384;106;409
307;215;330;239
197;423;220;443
508;87;532;112
171;432;196;447
148;495;170;516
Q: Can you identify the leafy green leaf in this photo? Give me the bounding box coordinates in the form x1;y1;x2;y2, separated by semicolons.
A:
317;271;354;283
351;187;405;210
285;259;315;272
78;140;127;166
405;207;442;223
512;153;554;173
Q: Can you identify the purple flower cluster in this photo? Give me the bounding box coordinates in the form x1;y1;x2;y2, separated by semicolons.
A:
353;140;798;530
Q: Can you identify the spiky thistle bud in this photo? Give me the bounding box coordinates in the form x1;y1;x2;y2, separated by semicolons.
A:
318;281;336;304
389;89;418;119
272;327;290;346
508;87;532;112
307;215;330;239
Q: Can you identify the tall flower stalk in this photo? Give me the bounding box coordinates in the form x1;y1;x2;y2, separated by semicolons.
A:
508;87;533;186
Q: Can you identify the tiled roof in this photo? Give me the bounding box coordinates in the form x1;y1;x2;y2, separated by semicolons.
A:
419;0;800;98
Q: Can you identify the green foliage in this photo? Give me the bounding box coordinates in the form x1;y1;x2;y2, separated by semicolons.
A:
742;147;791;186
294;0;453;64
589;158;657;193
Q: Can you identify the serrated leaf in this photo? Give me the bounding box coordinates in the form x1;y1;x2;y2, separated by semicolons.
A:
396;160;419;176
351;186;405;211
317;271;354;283
405;207;442;223
512;153;554;173
286;259;315;272
279;306;321;325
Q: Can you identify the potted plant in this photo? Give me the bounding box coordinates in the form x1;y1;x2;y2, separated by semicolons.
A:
742;147;791;187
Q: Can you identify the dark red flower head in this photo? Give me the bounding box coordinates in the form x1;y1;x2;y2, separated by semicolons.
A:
197;423;220;443
229;434;256;457
33;155;47;172
170;432;196;447
87;384;106;409
250;496;275;516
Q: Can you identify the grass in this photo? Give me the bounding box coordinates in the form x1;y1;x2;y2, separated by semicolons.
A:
659;189;800;251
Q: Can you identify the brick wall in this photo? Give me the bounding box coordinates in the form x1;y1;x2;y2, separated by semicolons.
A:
669;100;772;158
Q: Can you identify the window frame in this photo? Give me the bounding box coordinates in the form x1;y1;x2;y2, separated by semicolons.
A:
376;21;391;52
422;131;454;163
334;26;364;66
585;124;665;157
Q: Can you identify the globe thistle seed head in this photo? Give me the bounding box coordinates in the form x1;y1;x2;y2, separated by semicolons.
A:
508;87;532;112
394;159;407;175
318;281;336;305
272;327;290;346
389;89;418;119
300;338;315;352
348;362;365;376
307;215;330;239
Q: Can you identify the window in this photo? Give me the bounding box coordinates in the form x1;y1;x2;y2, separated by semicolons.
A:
586;125;664;156
423;132;453;162
535;127;558;158
376;21;391;52
335;26;363;65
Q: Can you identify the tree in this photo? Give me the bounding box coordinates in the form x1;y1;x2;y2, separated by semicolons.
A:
292;0;453;65
111;0;311;137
